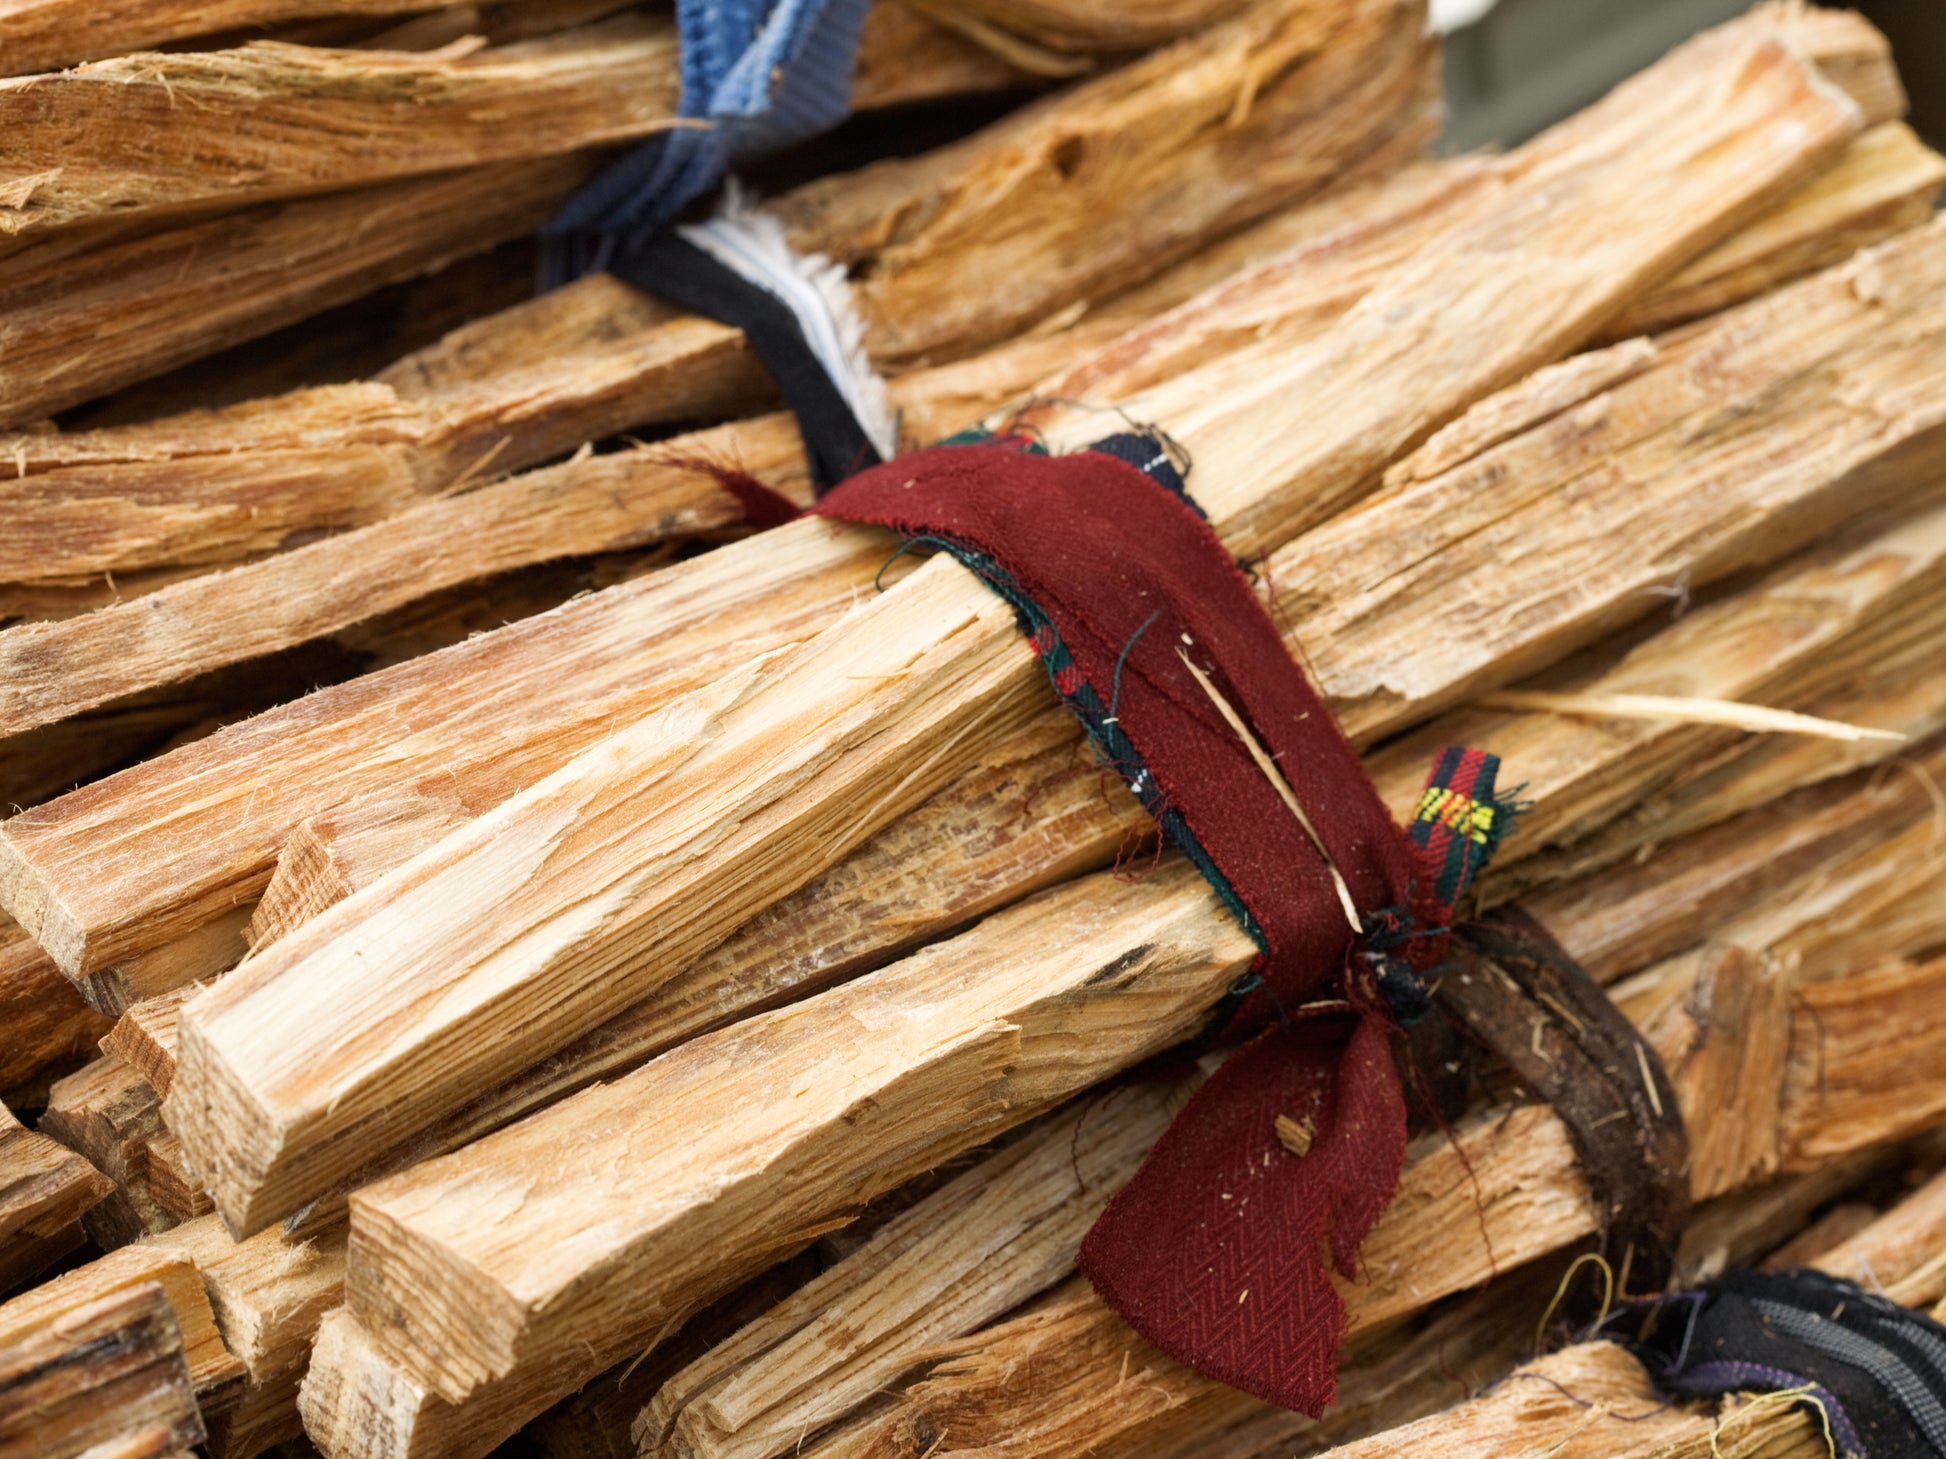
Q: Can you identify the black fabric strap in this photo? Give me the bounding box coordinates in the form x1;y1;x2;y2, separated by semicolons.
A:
1434;908;1691;1295
1611;1268;1946;1458
608;232;883;492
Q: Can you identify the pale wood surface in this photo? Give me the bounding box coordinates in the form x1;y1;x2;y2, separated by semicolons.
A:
1370;494;1946;908
0;1280;204;1459
1601;118;1943;339
179;216;1946;1213
249;795;469;951
0;17;686;243
0;159;594;429
1266;215;1946;745
620;737;1946;1459
103;990;193;1100
41;197;1946;1237
0;1243;247;1413
0;139;1474;735
637;1084;1190;1459
0;1;1037;430
0;0;1433;590
38;1054;173;1248
145;11;1867;1242
0;0;488;75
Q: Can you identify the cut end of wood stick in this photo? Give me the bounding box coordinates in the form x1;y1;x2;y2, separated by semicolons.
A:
1476;689;1909;743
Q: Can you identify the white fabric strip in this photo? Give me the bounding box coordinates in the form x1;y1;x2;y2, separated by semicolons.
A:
679;184;899;460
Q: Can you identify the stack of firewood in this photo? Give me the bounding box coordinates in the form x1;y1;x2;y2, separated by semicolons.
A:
4;1;1946;1457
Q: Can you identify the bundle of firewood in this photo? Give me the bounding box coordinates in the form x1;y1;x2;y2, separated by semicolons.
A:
5;1;1946;1456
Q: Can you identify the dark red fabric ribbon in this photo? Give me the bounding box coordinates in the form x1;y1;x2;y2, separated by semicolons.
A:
815;438;1475;1414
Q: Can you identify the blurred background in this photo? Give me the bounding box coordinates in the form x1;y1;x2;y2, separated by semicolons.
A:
1438;0;1942;151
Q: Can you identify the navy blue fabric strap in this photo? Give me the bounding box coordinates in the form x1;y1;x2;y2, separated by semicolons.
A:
607;233;883;492
544;0;873;281
1610;1268;1946;1458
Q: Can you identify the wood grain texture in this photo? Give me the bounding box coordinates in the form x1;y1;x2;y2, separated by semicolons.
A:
0;159;594;429
40;16;1851;1239
0;1;1037;429
315;785;1946;1459
622;738;1946;1459
1601;119;1943;340
0;1280;204;1459
248;794;469;952
1264;214;1946;745
0;0;1435;589
0;1243;247;1414
38;1054;174;1248
102;991;193;1100
0;138;1476;735
0;911;107;1093
11;108;1932;738
0;0;477;75
145;1210;347;1459
635;1084;1191;1459
1311;1341;1823;1459
1369;493;1946;906
171;206;1946;1221
0;1099;110;1295
0;16;685;243
5;517;890;978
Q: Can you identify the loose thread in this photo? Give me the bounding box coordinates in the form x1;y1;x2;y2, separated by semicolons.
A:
1108;611;1161;725
1535;1252;1617;1351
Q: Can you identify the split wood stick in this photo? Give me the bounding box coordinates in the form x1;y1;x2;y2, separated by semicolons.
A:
1517;728;1946;987
0;0;486;75
1312;1341;1821;1459
163;14;1866;1241
0;16;689;243
1365;494;1946;899
320;810;1946;1459
0;159;596;430
0;1100;111;1295
148;1213;349;1455
775;940;1946;1459
1257;223;1946;744
79;909;255;1019
247;794;469;952
1602;117;1943;340
186;554;1046;1235
1811;1165;1946;1309
0;143;1487;736
0;912;107;1093
39;1056;173;1249
636;1083;1191;1459
1481;582;1946;903
0;0;1436;589
143;1136;215;1225
765;0;1437;368
0;1280;204;1459
0;2;1035;429
103;992;194;1101
1019;12;1883;563
59;197;1946;1174
632;776;1946;1459
712;743;1946;1459
0;0;1019;87
0;1244;248;1414
8;518;898;986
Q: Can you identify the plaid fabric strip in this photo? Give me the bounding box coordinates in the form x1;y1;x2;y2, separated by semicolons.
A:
1410;745;1507;918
